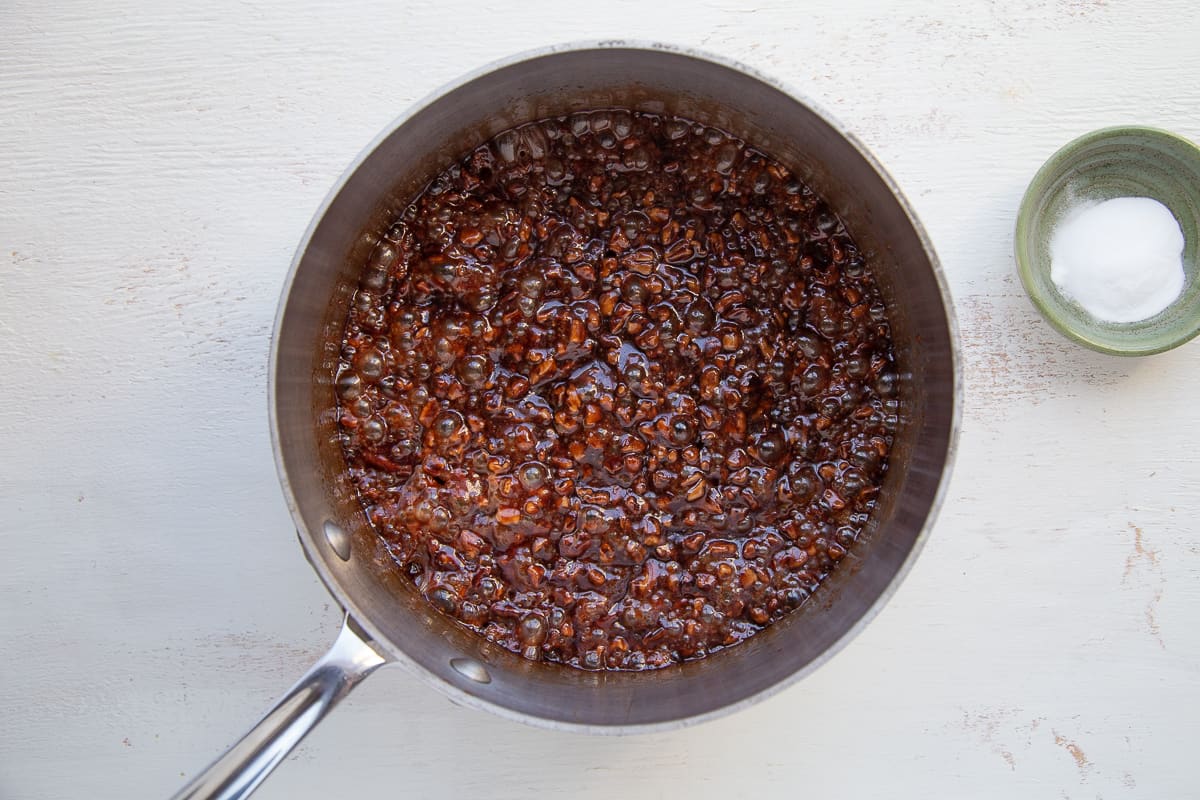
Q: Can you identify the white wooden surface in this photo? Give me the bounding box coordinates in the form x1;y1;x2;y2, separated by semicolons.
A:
3;2;1199;798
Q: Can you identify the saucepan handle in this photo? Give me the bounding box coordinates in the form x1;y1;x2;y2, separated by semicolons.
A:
171;614;388;800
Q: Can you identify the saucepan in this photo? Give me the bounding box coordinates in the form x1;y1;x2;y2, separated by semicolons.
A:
172;42;960;800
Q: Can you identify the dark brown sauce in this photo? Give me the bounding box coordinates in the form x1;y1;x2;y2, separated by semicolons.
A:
333;110;900;670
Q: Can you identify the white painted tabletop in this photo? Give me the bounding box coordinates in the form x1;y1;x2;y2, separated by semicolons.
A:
3;2;1199;798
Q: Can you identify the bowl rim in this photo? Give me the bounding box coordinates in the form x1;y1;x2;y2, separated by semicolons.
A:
1014;124;1200;357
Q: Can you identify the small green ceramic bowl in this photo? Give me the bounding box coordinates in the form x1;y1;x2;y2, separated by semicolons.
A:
1015;126;1200;356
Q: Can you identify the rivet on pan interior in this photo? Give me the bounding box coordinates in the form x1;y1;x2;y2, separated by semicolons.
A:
323;521;352;561
450;657;492;684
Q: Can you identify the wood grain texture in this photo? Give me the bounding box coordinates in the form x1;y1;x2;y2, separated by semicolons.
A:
2;1;1198;798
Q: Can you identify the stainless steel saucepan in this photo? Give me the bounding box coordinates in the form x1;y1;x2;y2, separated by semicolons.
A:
173;42;960;800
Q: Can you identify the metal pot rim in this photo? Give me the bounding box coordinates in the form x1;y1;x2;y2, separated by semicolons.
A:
268;40;962;734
